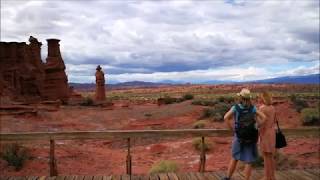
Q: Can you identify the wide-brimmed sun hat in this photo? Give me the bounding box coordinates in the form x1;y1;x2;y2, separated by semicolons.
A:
237;88;252;99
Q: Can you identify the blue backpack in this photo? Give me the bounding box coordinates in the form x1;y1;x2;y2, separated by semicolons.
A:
234;104;258;144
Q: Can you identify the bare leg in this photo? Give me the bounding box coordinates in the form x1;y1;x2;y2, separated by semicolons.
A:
227;158;238;178
260;152;267;180
244;163;252;180
264;152;272;180
263;152;277;180
271;153;276;180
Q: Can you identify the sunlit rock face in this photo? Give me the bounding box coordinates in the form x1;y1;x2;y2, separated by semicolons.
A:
0;36;69;103
42;39;69;103
95;65;106;101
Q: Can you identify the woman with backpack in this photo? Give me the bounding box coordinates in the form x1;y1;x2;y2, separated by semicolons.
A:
222;88;266;180
258;91;276;180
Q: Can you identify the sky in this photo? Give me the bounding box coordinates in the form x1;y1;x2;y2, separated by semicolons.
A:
1;0;319;83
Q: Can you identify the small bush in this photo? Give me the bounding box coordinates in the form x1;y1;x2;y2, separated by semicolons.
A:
212;113;224;122
192;138;212;152
289;94;297;102
80;96;94;106
291;98;308;112
192;99;217;106
191;100;201;105
214;103;231;115
199;108;216;119
158;96;185;105
149;160;179;174
144;113;152;118
217;96;234;103
175;98;185;103
1;143;30;171
199;102;230;121
162;96;178;104
193;120;207;129
183;94;194;100
301;108;320;126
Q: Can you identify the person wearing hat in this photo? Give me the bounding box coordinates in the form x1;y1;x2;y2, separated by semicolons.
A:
222;88;266;180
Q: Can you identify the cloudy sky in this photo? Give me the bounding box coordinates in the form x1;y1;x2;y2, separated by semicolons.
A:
1;0;319;83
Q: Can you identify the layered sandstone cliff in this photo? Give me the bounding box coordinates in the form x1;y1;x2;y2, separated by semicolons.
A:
0;36;69;103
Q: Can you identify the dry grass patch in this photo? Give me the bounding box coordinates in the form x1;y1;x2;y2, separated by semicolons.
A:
149;160;179;174
192;138;213;152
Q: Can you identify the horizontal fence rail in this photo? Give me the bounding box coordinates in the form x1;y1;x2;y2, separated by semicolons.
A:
0;128;319;177
0;128;318;141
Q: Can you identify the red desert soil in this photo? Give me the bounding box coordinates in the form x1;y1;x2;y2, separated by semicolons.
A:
0;98;319;176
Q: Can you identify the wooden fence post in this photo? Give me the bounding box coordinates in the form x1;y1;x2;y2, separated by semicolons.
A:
126;138;132;176
199;136;206;173
49;139;57;176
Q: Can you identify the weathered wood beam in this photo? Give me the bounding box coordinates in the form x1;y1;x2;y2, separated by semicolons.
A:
126;138;132;176
199;136;206;173
49;139;57;176
0;128;318;141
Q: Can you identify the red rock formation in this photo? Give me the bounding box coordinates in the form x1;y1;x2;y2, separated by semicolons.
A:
42;39;69;102
0;36;69;103
0;41;42;100
95;65;106;101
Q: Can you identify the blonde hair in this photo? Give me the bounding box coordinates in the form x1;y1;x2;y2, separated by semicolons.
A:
260;91;272;105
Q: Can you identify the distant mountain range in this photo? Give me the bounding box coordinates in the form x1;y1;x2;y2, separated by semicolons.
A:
251;74;319;84
69;74;319;89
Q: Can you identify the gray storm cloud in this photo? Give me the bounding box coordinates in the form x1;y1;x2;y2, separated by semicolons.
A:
1;0;319;83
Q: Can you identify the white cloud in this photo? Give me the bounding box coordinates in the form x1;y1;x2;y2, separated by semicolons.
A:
274;64;320;77
1;0;319;82
68;66;269;83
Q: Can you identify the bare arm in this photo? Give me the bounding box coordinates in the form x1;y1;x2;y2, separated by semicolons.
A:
224;108;234;130
256;110;266;126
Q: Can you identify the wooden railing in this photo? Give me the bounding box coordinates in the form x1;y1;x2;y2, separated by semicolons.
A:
0;128;318;176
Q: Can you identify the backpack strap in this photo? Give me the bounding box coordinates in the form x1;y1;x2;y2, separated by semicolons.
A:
275;112;282;132
234;104;241;113
234;104;242;128
248;105;254;113
236;104;253;114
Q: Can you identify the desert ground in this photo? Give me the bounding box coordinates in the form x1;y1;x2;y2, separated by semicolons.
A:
0;84;319;176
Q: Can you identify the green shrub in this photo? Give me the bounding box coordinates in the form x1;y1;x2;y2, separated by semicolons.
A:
217;96;234;103
158;96;186;105
149;160;179;174
80;96;94;106
162;96;178;104
289;94;297;102
213;103;230;121
301;108;320;126
199;102;230;121
212;113;224;122
144;113;152;118
192;99;217;106
193;120;207;129
291;98;308;112
199;108;216;119
1;143;30;171
191;100;201;105
175;98;185;103
192;138;212;152
183;94;194;100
